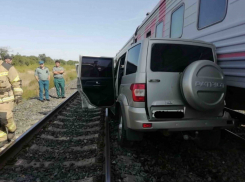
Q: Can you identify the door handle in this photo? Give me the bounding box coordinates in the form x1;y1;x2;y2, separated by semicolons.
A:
149;79;160;82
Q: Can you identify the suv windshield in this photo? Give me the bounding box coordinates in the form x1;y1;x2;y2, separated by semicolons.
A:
151;44;214;72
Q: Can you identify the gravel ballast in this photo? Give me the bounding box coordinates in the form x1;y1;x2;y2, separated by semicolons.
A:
0;95;105;182
0;79;77;152
110;120;245;182
14;80;77;138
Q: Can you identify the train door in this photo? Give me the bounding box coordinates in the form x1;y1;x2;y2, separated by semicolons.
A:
80;56;115;107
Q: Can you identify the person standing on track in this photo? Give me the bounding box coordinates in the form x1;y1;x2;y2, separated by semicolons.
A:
53;60;66;99
35;60;50;102
0;55;23;147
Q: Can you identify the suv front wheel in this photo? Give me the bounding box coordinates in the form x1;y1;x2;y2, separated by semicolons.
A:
118;109;127;147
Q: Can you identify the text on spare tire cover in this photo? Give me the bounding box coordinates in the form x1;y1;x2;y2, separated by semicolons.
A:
195;81;225;88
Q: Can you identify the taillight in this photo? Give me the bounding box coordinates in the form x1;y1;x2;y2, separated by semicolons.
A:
130;83;145;102
143;123;152;128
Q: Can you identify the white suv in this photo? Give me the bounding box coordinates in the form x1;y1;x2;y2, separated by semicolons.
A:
78;39;234;149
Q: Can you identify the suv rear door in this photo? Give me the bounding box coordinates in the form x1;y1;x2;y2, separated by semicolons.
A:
79;56;115;107
146;39;215;119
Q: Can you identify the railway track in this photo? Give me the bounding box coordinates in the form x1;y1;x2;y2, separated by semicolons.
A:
0;90;244;181
223;108;245;144
0;91;111;182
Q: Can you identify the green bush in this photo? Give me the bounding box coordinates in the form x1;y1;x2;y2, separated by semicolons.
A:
12;54;78;67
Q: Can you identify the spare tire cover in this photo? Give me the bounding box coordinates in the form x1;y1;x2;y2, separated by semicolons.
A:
181;60;226;111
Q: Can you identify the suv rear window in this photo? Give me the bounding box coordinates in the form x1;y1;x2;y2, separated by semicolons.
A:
151;44;214;72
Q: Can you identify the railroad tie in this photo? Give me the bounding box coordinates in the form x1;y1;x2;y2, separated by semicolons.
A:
29;144;97;152
47;127;66;132
14;158;95;168
52;121;100;126
47;126;100;132
53;121;64;125
60;111;73;115
70;144;97;151
72;177;94;182
87;121;100;126
40;134;98;140
15;159;52;168
91;116;101;120
63;158;95;167
57;116;74;120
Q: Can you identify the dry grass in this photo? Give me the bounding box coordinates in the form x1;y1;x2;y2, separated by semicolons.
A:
15;64;77;100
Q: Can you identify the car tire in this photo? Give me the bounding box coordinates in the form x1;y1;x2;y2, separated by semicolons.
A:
118;109;127;147
195;129;221;149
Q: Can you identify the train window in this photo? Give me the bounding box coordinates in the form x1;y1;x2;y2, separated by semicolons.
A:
126;44;141;75
156;22;163;38
198;0;227;29
146;31;151;38
170;5;184;38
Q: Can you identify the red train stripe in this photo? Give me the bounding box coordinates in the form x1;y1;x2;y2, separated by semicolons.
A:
159;0;166;37
144;18;157;38
137;0;166;41
218;52;245;59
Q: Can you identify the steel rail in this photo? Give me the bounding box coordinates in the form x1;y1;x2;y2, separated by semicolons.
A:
223;129;245;145
222;107;245;145
105;108;111;182
0;91;79;169
224;107;245;125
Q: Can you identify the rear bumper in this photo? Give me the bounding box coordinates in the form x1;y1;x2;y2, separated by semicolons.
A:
125;106;234;131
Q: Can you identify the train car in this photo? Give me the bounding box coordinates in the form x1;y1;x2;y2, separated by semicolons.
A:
115;0;245;110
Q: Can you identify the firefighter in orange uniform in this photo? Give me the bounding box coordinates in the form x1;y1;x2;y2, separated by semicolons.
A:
0;55;23;147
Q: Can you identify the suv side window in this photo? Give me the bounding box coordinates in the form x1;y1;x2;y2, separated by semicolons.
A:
126;44;141;75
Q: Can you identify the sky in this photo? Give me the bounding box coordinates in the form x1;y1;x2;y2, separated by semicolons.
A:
1;0;159;61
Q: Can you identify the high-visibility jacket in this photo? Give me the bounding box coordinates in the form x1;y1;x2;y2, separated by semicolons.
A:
0;60;23;103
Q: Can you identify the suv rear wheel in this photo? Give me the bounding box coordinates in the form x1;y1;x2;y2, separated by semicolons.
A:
195;129;221;149
118;109;127;147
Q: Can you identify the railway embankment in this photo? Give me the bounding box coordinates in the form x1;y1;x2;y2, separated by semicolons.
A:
0;79;78;152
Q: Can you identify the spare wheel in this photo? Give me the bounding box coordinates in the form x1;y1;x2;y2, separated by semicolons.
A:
181;60;226;111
